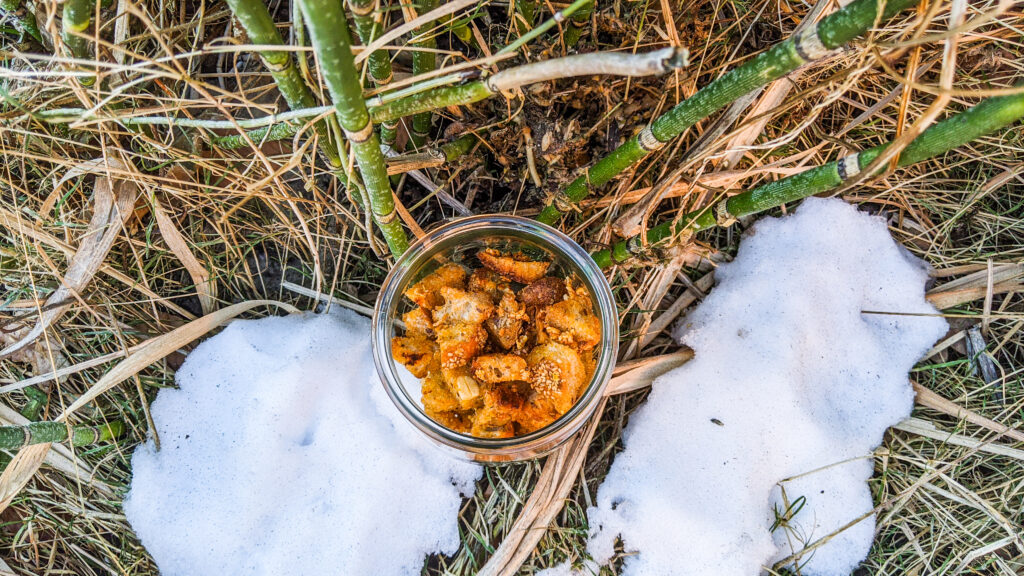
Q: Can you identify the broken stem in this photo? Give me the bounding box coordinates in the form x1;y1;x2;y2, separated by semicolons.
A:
0;421;125;450
62;0;95;85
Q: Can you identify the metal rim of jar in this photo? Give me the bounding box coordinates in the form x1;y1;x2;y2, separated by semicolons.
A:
372;215;619;460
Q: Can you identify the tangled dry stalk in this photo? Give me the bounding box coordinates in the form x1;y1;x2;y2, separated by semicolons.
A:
1;0;1023;574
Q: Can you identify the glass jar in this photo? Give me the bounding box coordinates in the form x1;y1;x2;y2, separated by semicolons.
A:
372;215;618;463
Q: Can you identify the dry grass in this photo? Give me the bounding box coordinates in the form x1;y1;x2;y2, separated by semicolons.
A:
1;0;1023;574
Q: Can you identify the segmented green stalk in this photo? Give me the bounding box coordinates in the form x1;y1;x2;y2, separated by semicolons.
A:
563;1;592;47
211;0;596;149
591;90;1024;268
348;0;398;146
440;133;478;161
536;0;918;225
1;0;42;44
62;0;95;85
223;0;343;167
299;0;409;256
0;421;125;450
410;0;439;148
20;386;47;421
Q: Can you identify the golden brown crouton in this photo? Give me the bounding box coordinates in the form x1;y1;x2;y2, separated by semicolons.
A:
472;353;531;383
421;372;460;414
432;287;495;325
435;322;489;369
391;332;437;378
537;289;601;351
514;400;560;434
467;268;507;301
527;342;588;414
471;386;524;437
441;365;483;409
477;249;551;283
402;307;433;335
519;276;567;311
404;263;467;309
485;289;527;350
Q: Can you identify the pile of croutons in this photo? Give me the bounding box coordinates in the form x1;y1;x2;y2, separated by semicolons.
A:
391;249;602;438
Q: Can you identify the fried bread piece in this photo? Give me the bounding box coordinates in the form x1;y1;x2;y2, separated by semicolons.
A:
527;342;588;414
485;289;527;350
402;307;433;335
405;263;467;309
471;385;525;438
421;371;460;414
390;332;437;378
431;286;494;369
467;268;506;301
514;400;560;434
432;287;494;325
472;353;531;383
519;276;566;311
441;365;483;409
435;322;488;369
537;286;601;351
478;249;551;283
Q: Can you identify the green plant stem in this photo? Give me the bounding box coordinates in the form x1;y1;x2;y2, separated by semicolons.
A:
224;0;343;167
0;421;125;450
1;0;42;44
410;0;440;148
300;0;408;257
591;91;1024;269
62;0;95;85
536;0;918;226
440;133;479;162
563;0;592;47
20;386;47;421
348;0;398;146
208;0;596;149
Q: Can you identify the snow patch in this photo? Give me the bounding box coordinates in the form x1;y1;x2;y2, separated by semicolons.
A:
582;198;948;575
124;310;480;576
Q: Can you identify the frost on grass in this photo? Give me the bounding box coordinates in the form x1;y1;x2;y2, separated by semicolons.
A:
124;310;481;576
583;198;948;575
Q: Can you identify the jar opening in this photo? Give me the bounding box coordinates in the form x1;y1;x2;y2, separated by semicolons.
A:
372;216;619;460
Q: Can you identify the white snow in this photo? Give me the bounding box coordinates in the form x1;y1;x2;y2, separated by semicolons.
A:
581;198;948;575
124;310;481;576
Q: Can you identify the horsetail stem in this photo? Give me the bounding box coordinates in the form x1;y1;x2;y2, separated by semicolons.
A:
536;0;919;226
62;0;95;85
299;0;409;257
206;46;682;149
348;0;399;146
591;90;1024;269
223;0;343;168
410;0;440;148
0;421;125;450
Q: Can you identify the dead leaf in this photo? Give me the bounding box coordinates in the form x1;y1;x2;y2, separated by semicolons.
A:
152;166;217;314
1;173;137;358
